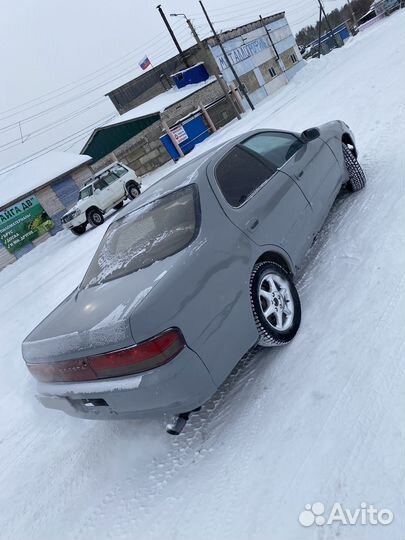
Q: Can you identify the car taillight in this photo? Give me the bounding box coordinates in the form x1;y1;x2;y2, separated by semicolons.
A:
26;328;185;383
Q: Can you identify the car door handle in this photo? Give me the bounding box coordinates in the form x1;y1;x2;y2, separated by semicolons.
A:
246;218;259;231
297;170;304;178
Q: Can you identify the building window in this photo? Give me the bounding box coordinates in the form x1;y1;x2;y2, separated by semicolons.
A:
269;66;277;78
290;53;298;64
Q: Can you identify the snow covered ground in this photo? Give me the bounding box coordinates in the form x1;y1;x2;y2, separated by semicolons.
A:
0;11;404;540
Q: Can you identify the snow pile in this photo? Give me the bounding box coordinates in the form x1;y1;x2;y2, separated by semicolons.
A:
0;10;404;540
107;77;216;124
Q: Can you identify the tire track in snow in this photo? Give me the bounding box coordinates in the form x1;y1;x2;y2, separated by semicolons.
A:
277;274;405;502
70;349;264;540
72;130;405;539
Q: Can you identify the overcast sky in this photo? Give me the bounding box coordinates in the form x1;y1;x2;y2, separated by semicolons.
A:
0;0;347;171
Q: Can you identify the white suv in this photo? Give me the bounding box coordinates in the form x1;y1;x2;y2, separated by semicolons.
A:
61;162;141;235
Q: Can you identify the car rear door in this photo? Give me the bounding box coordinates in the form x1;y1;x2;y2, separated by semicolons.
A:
210;140;314;269
93;178;113;209
101;169;126;201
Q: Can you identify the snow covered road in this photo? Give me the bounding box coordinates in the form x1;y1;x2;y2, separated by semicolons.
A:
0;11;404;540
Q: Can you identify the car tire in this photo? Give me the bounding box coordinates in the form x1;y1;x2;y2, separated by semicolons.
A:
343;143;366;192
87;208;104;227
126;182;140;200
250;261;301;347
114;201;124;210
71;224;87;236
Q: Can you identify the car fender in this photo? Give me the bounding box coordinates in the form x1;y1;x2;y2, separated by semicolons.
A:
318;120;356;176
124;179;141;193
86;204;103;217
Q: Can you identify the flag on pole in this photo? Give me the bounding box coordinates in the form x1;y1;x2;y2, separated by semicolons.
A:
139;55;152;71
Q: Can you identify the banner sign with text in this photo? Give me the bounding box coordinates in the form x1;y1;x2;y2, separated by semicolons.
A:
0;195;54;253
216;36;270;70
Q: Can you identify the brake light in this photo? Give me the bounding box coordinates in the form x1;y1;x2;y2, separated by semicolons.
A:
26;328;185;383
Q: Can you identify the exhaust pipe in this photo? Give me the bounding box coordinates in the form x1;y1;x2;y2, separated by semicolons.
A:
166;407;201;435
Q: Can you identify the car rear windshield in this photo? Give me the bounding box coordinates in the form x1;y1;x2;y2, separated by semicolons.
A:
81;185;200;287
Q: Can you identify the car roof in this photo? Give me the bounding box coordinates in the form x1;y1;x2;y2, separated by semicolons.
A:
80;181;94;189
111;128;300;222
114;131;261;221
80;162;126;188
94;161;124;177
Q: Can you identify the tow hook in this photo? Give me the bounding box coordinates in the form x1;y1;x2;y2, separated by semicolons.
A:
166;407;201;435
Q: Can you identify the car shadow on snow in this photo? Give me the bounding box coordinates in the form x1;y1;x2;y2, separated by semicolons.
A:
172;187;360;442
86;187;359;448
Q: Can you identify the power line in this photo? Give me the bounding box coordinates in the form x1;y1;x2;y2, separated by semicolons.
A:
0;35;190;150
212;0;321;29
210;1;317;24
0;0;313;132
0;113;116;177
189;0;314;17
291;12;320;28
0;40;176;126
0;2;321;175
0;99;109;153
0;27;171;119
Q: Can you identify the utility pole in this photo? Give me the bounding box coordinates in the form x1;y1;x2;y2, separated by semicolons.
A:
171;13;241;120
199;0;255;111
18;122;24;143
318;6;323;58
259;15;279;61
317;0;340;48
156;5;190;67
260;15;287;79
347;1;358;27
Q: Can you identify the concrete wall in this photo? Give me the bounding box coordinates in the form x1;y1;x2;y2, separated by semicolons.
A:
161;81;224;124
206;95;239;129
0;163;93;272
91;120;170;177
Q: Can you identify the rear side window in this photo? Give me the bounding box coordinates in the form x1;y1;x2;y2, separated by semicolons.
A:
93;178;108;191
242;132;303;169
97;170;119;185
81;185;199;287
216;146;272;207
111;164;129;177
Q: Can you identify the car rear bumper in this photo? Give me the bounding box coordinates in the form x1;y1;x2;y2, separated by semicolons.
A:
35;346;217;419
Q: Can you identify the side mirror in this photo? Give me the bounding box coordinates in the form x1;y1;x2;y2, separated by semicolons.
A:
300;127;320;143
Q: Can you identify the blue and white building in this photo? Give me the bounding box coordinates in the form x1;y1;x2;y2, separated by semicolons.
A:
207;12;305;106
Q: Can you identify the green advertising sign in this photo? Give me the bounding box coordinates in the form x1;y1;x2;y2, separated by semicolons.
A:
0;195;54;254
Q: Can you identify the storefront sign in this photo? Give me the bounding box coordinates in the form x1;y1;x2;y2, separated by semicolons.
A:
172;125;188;144
216;36;270;70
0;195;54;253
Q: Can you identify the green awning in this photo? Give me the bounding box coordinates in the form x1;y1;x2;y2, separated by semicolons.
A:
81;114;160;162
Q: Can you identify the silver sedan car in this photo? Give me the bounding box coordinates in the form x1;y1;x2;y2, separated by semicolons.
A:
22;121;366;433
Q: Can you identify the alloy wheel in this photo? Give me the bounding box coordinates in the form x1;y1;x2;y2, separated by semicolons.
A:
258;272;295;332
